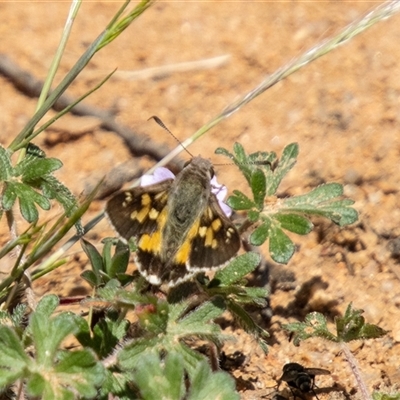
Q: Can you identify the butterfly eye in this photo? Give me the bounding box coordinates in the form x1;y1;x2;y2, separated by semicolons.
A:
183;160;191;168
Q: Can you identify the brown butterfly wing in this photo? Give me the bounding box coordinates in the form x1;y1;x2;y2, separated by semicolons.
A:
189;193;240;270
105;180;172;241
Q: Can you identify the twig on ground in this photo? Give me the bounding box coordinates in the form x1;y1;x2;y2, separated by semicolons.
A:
84;159;144;199
0;53;180;168
110;54;231;80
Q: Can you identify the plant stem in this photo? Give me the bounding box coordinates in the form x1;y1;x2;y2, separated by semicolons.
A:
341;342;372;400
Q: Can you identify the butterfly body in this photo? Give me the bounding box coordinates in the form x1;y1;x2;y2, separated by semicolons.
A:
106;157;240;287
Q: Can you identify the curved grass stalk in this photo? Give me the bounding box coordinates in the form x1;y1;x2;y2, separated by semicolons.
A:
9;0;153;152
36;0;82;111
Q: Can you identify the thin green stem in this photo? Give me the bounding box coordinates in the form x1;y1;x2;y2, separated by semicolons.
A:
8;0;152;152
18;71;115;150
37;0;82;111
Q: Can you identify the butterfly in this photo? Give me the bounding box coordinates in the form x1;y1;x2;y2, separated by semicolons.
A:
105;156;241;287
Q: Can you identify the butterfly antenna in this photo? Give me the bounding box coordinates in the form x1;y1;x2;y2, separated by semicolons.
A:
148;116;193;158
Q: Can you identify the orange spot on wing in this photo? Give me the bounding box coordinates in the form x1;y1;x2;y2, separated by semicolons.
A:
137;208;168;254
139;230;162;253
174;218;200;264
205;227;214;247
136;206;150;223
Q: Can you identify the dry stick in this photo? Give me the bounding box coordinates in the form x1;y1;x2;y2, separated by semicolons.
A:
0;53;178;167
80;55;231;81
111;54;231;80
341;343;371;400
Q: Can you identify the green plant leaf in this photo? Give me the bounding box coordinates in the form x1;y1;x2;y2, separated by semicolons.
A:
23;296;105;399
273;213;313;235
283;311;338;345
80;270;99;288
228;143;252;184
4;181;51;222
76;311;129;359
39;175;79;216
97;369;132;399
248;150;276;167
251;168;267;210
133;352;185;400
51;350;105;398
281;183;358;226
285;304;388;347
118;337;161;371
373;392;400;400
0;304;27;329
20;158;63;182
225;299;269;353
109;240;130;278
188;358;239;400
227;190;255;210
0;145;13;181
249;221;270;246
335;303;388;342
81;238;103;285
248;209;260;222
216;145;277;190
26;373;47;398
211;252;261;286
118;297;227;378
2;183;18;210
30;295;79;365
0;326;30;387
266;142;298;195
178;297;225;328
269;226;295;264
215;146;234;159
233;142;247;164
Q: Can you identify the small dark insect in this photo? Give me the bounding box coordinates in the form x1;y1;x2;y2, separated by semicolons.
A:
271;393;289;400
278;362;331;400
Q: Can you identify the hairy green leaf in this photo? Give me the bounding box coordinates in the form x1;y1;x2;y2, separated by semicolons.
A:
188;358;239;400
0;145;13;181
6;181;51;222
2;183;17;210
225;300;269;353
283;311;337;345
227;190;255;210
273;213;313;235
20;158;63;182
212;252;261;286
30;296;79;364
335;303;388;342
269;227;295;264
249;220;270;246
0;326;30;387
52;350;105;398
251;168;267;210
133;352;185;400
265;143;298;195
178;297;225;328
281;183;358;226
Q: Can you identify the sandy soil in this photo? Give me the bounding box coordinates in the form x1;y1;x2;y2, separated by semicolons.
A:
0;2;399;399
